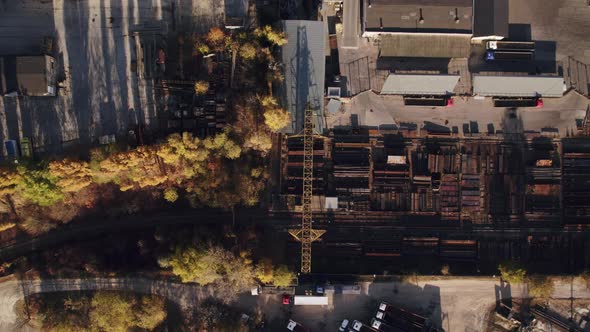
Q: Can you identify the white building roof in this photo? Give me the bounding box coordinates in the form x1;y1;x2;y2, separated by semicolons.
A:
381;74;460;95
473;75;566;97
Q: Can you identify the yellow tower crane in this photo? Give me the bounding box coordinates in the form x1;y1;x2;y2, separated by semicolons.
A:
288;106;325;274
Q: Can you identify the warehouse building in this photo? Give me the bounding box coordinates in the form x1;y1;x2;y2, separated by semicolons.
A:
362;0;509;40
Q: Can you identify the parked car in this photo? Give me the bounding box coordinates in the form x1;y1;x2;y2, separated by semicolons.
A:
282;294;291;305
287;319;310;332
339;319;350;331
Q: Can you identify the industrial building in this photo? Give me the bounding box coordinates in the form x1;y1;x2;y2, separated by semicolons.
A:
362;0;509;40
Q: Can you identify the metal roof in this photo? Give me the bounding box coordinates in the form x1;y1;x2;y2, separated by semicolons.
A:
281;20;326;134
473;0;508;38
364;0;472;34
381;74;460;95
379;34;471;58
473;75;566;97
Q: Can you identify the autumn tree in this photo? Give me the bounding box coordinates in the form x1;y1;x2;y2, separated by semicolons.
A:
527;275;554;300
254;25;287;46
254;259;274;284
49;160;93;193
498;261;527;284
159;245;255;300
245;132;272;154
135;295;167;330
158;246;223;284
31;291;166;332
16;167;63;207
89;292;135;332
194;42;210;56
206;27;226;50
254;260;294;287
194;80;209;95
239;42;257;60
272;265;295;287
263;107;290;132
258;95;290;131
164;188;179;202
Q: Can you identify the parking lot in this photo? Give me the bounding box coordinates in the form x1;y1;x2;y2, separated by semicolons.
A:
235;277;590;332
0;0;223;156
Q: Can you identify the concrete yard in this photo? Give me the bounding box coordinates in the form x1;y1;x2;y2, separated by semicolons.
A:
328;90;589;137
236;277;590;332
0;0;224;156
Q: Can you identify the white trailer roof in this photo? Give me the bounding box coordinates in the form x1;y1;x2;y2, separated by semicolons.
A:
381;74;460;95
293;295;329;305
473;75;566;97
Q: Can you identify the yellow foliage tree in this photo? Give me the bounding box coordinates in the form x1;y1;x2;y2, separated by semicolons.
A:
164;188;179;202
194;81;209;95
206;27;226;48
254;259;274;284
245;132;272;154
263;107;291;132
239;43;257;60
0;169;20;196
49;160;93;193
254;26;287;46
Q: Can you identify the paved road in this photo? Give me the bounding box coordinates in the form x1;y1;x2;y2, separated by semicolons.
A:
1;275;589;331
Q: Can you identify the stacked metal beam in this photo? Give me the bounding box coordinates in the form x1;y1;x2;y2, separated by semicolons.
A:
333;134;371;210
284;137;326;196
562;138;590;224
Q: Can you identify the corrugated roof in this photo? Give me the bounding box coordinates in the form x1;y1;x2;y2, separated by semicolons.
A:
364;1;472;34
379;34;471;58
473;75;566;97
281;20;326;133
381;74;460;95
473;0;508;38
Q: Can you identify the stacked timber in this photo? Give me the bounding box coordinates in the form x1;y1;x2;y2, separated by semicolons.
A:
562;138;590;224
333;134;371;210
285;137;326;195
402;237;439;255
440;174;460;218
371;138;410;210
461;174;481;214
439;239;477;261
